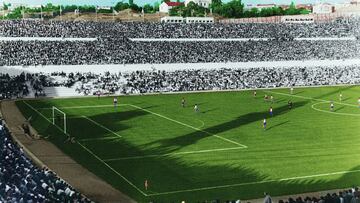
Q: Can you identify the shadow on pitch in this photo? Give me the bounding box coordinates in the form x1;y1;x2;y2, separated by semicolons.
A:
314;85;354;100
266;120;289;131
141;101;307;154
341;97;350;102
293;90;305;95
68;106;155;140
37;100;360;202
201;108;219;114
335;105;345;112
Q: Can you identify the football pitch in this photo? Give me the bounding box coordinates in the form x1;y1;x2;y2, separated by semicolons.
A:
16;85;360;202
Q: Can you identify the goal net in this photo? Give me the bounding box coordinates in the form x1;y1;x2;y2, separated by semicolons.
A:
52;106;67;134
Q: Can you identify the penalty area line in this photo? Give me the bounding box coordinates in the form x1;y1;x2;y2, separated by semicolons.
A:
81;116;122;138
37;104;128;110
127;104;248;148
22;101;148;196
146;169;360;196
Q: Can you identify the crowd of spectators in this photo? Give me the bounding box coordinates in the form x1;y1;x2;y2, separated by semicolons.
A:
14;65;359;96
0;72;62;99
0;122;93;202
0;73;29;99
0;19;356;38
196;187;360;203
276;188;360;203
1;19;360;66
120;65;360;94
1;39;360;66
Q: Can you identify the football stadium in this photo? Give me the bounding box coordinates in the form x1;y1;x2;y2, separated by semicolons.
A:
0;1;360;203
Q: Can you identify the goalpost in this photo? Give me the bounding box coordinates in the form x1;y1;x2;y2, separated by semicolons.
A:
52;106;67;134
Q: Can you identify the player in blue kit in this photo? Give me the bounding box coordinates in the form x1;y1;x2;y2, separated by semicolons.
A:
269;107;273;116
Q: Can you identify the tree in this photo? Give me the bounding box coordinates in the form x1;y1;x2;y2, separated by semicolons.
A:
272;6;284;16
210;0;222;14
114;2;130;11
221;0;244;18
129;0;134;6
299;8;310;14
153;2;160;12
129;3;141;12
3;3;9;10
169;7;179;16
143;4;154;13
285;1;298;15
154;2;160;11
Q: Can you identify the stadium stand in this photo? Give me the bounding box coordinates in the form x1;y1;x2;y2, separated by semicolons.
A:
0;120;93;202
2;40;360;66
0;19;356;38
2;65;359;97
0;19;360;66
273;188;360;203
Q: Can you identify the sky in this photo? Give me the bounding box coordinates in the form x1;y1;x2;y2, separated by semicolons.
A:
0;0;350;6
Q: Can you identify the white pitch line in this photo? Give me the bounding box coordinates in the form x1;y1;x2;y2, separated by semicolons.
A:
77;142;148;196
264;90;358;107
127;104;247;148
311;102;360;117
146;168;360;196
104;147;244;161
38;104;127;110
23;101;147;196
38;103;247;148
81;116;122;138
47;116;84;120
23;101;53;124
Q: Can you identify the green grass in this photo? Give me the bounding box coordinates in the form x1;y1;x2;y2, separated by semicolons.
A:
16;85;360;203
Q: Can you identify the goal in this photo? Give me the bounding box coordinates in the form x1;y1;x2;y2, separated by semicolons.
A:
52;106;67;134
